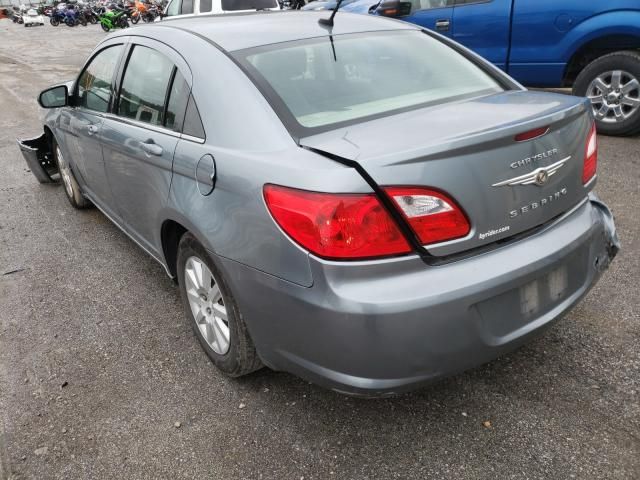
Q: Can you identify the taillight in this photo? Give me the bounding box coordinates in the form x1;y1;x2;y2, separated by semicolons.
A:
384;187;470;245
263;185;411;260
582;123;598;184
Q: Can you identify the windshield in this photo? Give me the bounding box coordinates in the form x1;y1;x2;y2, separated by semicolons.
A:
235;31;503;135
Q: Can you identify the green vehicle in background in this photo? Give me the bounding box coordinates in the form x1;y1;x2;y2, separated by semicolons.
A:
97;6;129;32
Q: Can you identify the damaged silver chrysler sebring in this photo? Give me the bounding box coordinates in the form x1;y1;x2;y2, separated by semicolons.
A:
18;12;619;395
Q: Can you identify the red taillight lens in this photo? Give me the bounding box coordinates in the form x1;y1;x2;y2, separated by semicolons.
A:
583;123;598;184
263;185;411;260
384;187;470;245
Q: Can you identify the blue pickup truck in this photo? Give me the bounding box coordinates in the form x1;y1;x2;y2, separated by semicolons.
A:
318;0;640;136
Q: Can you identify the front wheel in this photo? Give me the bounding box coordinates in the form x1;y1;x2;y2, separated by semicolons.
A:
177;233;262;377
49;16;59;26
53;141;90;209
573;51;640;137
100;21;110;31
65;17;75;26
131;13;139;24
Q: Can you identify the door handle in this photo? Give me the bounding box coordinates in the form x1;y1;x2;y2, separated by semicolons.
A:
140;140;163;156
87;124;99;136
435;19;450;31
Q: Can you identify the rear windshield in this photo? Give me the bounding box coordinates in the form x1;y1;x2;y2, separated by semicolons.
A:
234;31;503;135
221;0;278;10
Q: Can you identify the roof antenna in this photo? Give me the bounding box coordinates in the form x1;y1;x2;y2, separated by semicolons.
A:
318;0;346;28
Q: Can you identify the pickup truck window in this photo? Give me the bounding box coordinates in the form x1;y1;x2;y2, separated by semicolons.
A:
454;0;490;5
181;0;194;14
418;0;453;8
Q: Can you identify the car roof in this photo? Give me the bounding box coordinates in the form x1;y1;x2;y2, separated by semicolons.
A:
151;11;419;52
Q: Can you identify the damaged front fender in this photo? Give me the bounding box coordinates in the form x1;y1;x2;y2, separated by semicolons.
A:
16;133;58;184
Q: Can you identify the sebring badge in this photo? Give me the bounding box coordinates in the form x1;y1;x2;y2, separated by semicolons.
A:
492;156;571;188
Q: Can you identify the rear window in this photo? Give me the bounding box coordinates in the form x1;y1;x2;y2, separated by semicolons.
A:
221;0;278;10
235;31;503;135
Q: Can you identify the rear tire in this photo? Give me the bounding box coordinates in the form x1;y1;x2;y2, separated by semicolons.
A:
573;51;640;137
52;141;90;209
50;17;59;26
177;233;263;377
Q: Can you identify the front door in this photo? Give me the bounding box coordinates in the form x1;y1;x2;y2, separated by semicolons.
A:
69;43;125;220
405;0;455;38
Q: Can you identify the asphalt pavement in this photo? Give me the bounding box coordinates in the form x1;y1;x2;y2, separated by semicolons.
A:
0;20;639;480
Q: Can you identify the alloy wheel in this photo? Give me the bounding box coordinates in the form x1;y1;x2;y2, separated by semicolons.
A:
587;70;640;124
184;256;230;355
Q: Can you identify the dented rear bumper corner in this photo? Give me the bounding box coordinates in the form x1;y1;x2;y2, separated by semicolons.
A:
16;134;58;184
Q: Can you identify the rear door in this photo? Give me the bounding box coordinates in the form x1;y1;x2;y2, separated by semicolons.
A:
100;40;191;258
451;0;513;70
404;0;455;38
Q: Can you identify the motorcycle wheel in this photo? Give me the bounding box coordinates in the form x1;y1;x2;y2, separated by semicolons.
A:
131;14;139;24
80;17;87;26
49;17;59;26
65;18;75;27
89;15;97;24
100;21;110;32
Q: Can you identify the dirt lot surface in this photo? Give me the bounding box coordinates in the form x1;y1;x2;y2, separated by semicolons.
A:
1;20;639;480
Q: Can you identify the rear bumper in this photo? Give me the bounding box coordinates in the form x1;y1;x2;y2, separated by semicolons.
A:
16;134;58;184
217;195;618;396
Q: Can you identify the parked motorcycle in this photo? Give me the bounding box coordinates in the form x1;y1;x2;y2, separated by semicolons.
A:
97;6;129;32
142;3;160;22
49;7;66;26
64;6;87;27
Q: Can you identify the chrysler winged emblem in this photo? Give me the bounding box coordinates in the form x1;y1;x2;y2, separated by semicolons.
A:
492;156;571;188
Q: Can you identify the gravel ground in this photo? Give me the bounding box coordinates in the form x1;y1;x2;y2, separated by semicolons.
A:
1;20;639;480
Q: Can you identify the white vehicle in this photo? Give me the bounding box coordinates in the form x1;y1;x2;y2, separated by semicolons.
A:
159;0;280;19
23;8;45;26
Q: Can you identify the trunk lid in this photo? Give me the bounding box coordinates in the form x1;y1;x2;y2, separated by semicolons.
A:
300;91;594;257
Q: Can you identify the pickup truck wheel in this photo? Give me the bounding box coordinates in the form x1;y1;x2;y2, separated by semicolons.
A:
573;51;640;136
177;233;263;377
53;142;89;209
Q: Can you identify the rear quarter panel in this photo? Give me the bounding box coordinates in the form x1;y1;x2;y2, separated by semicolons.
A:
158;30;375;286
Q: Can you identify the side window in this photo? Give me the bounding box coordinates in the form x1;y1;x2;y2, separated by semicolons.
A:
419;0;453;8
166;0;181;16
181;0;194;14
118;46;174;127
77;45;124;113
200;0;212;13
165;71;190;132
183;96;206;139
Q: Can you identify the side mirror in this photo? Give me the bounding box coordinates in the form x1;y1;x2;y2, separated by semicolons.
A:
38;85;68;109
